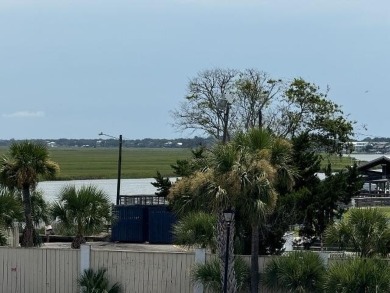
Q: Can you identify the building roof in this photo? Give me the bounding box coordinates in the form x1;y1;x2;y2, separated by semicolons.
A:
357;156;390;171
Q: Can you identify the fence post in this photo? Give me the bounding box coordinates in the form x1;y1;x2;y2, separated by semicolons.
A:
194;248;206;293
80;244;91;274
13;222;19;248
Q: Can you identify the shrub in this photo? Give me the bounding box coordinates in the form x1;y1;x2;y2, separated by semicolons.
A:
323;258;390;292
191;256;249;292
78;268;121;293
263;251;326;293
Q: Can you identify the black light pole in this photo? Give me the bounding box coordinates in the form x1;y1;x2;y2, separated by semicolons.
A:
222;105;230;144
117;135;122;205
217;97;231;144
99;132;122;205
223;209;234;293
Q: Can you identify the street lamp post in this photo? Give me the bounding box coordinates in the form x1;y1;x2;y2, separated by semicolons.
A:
217;96;232;144
99;132;122;205
223;208;234;293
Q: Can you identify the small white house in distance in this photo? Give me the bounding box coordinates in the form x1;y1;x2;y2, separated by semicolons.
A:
352;141;368;152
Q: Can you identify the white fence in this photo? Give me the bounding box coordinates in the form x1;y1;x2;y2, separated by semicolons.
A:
0;247;79;293
0;247;195;293
0;246;281;293
90;249;194;293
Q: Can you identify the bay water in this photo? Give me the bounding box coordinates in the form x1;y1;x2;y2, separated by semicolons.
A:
37;178;162;203
36;154;384;204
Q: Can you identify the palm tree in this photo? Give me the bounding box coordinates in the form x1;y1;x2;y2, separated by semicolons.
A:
30;190;50;228
323;258;390;292
51;185;111;249
0;187;23;246
78;268;121;293
192;256;250;293
173;211;216;250
0;141;59;247
234;128;295;292
0;187;23;229
325;207;390;257
264;251;326;293
169;143;245;293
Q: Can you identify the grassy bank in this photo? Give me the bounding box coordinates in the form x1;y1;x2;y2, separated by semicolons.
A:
0;147;191;180
0;146;356;180
320;154;356;171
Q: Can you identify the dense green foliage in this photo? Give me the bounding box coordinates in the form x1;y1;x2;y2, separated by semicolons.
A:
173;212;216;250
0;188;23;228
325;208;390;257
264;251;326;293
323;258;390;292
0;141;59;247
51;185;111;248
0;188;23;246
151;171;172;197
78;268;121;293
191;257;250;293
172;69;355;154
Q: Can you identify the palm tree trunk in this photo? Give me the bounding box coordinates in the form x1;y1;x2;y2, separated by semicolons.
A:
72;222;86;249
71;234;86;249
217;212;237;293
250;223;259;293
21;186;34;247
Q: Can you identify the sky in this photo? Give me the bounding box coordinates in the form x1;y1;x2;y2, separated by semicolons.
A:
1;0;389;140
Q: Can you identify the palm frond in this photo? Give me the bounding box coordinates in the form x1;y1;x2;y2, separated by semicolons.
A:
264;251;325;293
173;212;216;249
78;268;121;293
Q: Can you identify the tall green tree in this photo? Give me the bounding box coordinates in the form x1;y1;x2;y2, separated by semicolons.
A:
151;171;172;198
172;69;355;154
169;143;246;293
0;141;59;247
280;78;354;153
295;164;362;249
234;128;296;293
170;145;207;177
51;185;111;249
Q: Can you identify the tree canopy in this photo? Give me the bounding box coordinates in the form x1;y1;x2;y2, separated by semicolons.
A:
172;68;355;154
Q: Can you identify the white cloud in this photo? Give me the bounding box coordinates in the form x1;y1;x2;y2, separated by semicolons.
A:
2;111;45;118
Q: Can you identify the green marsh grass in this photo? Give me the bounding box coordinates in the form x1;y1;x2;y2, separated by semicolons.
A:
0;146;358;180
320;154;356;171
0;147;191;180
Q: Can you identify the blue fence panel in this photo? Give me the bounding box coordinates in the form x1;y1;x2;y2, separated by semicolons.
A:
148;206;176;244
111;206;146;242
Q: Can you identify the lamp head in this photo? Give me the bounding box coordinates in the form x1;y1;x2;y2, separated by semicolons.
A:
223;208;234;223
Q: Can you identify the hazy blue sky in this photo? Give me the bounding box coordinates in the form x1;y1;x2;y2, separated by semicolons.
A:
1;0;389;140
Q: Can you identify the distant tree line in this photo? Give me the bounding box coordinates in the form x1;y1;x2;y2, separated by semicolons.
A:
362;137;390;142
0;136;215;149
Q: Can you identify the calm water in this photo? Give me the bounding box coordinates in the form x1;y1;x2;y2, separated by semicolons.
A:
348;153;390;162
36;154;383;203
37;178;162;203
